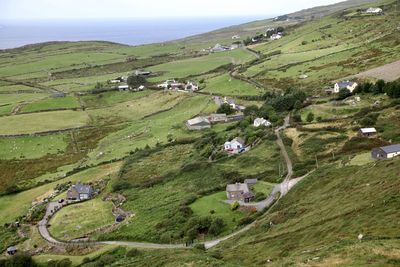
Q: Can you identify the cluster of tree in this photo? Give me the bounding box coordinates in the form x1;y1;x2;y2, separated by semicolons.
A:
243;104;280;122
263;89;307;112
184;216;226;242
244;27;285;45
127;75;147;88
216;103;235;115
0;253;37;267
354;79;400;98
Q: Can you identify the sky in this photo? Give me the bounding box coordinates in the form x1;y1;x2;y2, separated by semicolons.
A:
0;0;344;20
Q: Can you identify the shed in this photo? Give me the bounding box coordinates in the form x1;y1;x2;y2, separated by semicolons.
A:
372;144;400;160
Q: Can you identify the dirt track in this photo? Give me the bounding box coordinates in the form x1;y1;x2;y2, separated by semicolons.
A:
355;60;400;81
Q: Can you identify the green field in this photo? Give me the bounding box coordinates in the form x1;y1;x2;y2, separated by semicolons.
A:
202;73;262;96
190;191;246;231
0;110;89;135
49;199;115;241
0;135;67;160
0;162;121;226
149;49;255;82
21;96;81;113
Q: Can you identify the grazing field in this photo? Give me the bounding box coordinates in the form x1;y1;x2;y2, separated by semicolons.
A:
348;152;374;166
20;96;81;113
190;191;246;231
0;110;89;135
49;199;115;241
148;49;255;82
0;162;121;225
0;135;67;160
252;181;275;195
81;90;154;109
202;73;262;96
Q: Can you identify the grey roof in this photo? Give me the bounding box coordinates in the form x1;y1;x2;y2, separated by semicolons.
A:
187;117;210;126
380;144;400;154
226;183;250;193
244;179;258;184
337;81;356;88
7;246;17;252
232;137;245;146
72;183;93;194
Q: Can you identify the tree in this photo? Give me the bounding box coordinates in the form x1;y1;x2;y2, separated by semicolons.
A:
209;218;225;236
306;112;314;123
127;75;146;87
216;103;234;115
337;88;351;100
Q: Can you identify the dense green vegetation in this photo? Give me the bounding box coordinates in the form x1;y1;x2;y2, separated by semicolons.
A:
1;0;400;265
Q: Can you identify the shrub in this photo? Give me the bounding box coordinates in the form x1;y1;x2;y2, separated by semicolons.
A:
194;244;206;251
126;248;140;257
230;201;240;211
209;218;225;236
306;112;314;123
238;216;255;226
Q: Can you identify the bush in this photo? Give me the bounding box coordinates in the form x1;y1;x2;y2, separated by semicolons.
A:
57;258;72;267
194;244;206;251
230;201;240;211
209;218;225;236
238;216;255;226
126;248;141;257
306;112;314;123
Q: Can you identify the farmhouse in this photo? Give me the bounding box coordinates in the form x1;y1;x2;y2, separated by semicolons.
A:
358;127;377;137
135;70;151;76
211;44;229;52
366;7;383;14
224;137;245;153
270;33;282;40
254;118;272;127
185;82;199;91
67;183;93;201
226;183;254;203
207;113;228;123
186;117;211;130
372;144;400;160
232;35;240;40
326;81;358;94
157;80;176;89
244;178;258;186
6;246;17;256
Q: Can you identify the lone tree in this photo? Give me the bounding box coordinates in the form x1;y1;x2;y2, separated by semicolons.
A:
127;75;146;88
217;103;235;115
306;112;315;123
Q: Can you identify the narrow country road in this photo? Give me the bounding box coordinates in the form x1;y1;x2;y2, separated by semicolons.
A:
38;114;309;250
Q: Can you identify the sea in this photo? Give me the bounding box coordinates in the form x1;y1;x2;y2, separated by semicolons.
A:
0;16;272;49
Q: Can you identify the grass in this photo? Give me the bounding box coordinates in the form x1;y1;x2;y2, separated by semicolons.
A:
20;96;81;113
49;198;115;241
202;73;262;96
81;90;154;109
190;191;246;232
252;181;275;195
0;135;68;160
0;162;121;225
148;49;255;82
348;152;374;166
0;110;89;135
217;159;400;266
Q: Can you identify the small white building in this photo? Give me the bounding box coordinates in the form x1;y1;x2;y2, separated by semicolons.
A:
232;35;241;40
366;7;383;14
157;80;176;89
110;79;121;84
224;137;245;152
185;82;199;91
358;127;377;137
254;118;272;127
270;33;282;40
330;81;358;94
186;117;211;130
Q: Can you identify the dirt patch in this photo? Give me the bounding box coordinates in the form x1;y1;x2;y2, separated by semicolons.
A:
355;60;400;82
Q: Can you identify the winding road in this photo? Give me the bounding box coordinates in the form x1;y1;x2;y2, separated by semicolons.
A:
38;114;309;250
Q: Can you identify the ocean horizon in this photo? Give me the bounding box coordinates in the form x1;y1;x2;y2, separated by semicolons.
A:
0;16;273;49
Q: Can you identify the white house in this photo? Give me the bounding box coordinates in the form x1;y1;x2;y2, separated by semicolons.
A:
254;118;272;127
211;44;229;52
366;7;383;14
186;117;211;130
157;80;176;89
232;35;241;40
270;33;282;40
332;81;358;93
358;127;377;137
224;137;245;153
185;82;199;91
110;79;121;84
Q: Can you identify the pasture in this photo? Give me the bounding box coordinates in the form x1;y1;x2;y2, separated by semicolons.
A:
202;73;262;96
0;110;89;135
21;96;81;113
49;199;115;241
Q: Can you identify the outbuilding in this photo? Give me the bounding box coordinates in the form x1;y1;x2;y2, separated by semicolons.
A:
358;128;377;137
372;144;400;160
